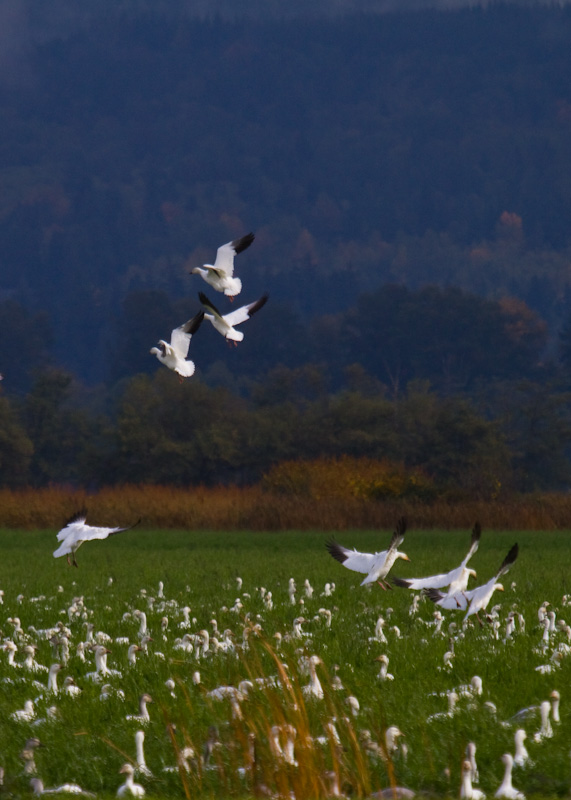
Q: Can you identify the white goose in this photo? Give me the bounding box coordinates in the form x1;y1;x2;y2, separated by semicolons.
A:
53;511;140;567
326;517;409;589
23;646;48;673
149;310;204;381
126;693;153;724
393;522;481;593
134;731;152;777
374;654;394;681
127;645;142;666
302;655;324;699
460;759;485;799
30;778;95;796
86;645;121;681
495;753;525;799
513;730;529;767
116;764;145;797
11;699;36;722
199;291;268;344
425;544;518;624
189;232;254;298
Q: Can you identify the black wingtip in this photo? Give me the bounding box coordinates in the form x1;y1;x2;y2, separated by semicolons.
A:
248;293;269;317
183;310;205;336
64;509;88;526
500;542;519;573
396;516;407;536
325;539;348;565
199;291;221;316
472;521;481;543
423;587;443;603
232;232;255;254
392;577;412;589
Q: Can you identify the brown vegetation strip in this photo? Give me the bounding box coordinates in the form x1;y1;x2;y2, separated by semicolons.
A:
1;486;571;530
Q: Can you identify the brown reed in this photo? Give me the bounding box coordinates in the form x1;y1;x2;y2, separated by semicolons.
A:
166;627;385;800
2;484;571;530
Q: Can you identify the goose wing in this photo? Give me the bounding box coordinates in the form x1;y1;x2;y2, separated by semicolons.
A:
222;294;268;327
199;292;225;323
212;233;255;277
169;311;204;359
496;542;519;579
56;510;88;541
393;571;456;591
393;521;478;590
326;539;378;574
424;586;474;611
460;521;481;567
385;516;407;554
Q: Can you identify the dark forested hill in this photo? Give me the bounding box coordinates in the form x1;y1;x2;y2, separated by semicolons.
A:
2;5;571;384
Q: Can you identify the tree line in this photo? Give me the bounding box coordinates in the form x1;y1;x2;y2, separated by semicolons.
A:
2;280;571;494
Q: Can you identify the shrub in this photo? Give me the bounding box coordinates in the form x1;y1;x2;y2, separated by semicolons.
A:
262;456;437;502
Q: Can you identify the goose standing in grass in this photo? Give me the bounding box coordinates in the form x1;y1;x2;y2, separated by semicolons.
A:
533;700;553;741
326;517;409;589
550;690;560;722
30;778;95;796
162;747;196;774
134;731;152;777
22;645;48;673
46;663;62;694
199;291;268;344
63;676;81;697
460;759;485;800
495;753;525;799
116;764;145;797
86;645;117;681
374;654;394;681
20;738;42;775
302;654;324;699
149;310;204;382
127;645;142;666
189;232;254;299
53;511;141;567
126;693;153;724
513;730;529;767
393;522;481;593
11;699;35;722
466;742;479;784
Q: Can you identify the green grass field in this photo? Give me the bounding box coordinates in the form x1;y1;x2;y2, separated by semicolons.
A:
0;526;570;798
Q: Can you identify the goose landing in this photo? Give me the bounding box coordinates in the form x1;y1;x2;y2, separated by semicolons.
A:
53;511;140;567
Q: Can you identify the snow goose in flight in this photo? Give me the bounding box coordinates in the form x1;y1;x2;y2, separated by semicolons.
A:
189;232;254;299
425;543;518;625
463;543;518;624
199;291;268;344
393;522;481;593
326;517;409;589
53;510;140;567
149;310;204;382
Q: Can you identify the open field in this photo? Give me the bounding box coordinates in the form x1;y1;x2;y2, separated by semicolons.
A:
0;526;570;798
